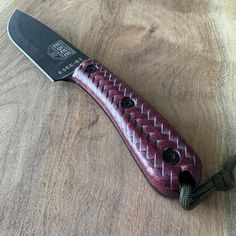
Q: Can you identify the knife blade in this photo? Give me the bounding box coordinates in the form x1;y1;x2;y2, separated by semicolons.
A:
8;9;88;81
8;9;202;198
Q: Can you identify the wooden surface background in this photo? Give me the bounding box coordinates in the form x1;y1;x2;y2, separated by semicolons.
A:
0;0;236;235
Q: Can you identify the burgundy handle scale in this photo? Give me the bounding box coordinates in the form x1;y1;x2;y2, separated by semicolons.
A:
72;59;202;197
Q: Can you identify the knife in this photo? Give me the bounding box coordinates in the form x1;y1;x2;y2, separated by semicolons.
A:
7;10;202;200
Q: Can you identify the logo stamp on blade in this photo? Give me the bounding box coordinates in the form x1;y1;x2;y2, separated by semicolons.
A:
47;40;76;60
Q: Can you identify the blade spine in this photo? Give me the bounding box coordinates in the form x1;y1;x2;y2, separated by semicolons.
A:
7;12;55;82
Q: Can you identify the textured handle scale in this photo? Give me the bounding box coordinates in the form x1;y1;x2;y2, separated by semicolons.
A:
72;59;202;197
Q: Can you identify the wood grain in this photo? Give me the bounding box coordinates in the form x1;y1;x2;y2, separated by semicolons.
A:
0;0;235;235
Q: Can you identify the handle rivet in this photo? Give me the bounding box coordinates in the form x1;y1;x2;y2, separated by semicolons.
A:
162;149;180;165
121;97;135;109
85;65;97;74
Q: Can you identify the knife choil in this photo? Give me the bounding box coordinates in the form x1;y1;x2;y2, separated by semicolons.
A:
8;10;236;210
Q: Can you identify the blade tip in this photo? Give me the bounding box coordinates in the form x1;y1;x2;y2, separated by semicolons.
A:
7;9;27;39
7;9;19;38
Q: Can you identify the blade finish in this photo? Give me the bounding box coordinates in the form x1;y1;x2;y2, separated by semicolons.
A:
8;10;88;81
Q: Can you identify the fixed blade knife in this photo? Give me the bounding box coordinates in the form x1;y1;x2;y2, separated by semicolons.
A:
8;10;202;198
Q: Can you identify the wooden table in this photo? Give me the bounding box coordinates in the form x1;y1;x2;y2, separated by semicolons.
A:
0;1;236;235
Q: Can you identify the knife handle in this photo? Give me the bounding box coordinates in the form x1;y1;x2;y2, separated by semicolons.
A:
72;59;202;197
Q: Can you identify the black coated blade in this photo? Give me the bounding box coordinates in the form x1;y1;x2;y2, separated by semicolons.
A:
7;10;88;81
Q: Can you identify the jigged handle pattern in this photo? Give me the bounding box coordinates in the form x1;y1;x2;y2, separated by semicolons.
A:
72;59;202;197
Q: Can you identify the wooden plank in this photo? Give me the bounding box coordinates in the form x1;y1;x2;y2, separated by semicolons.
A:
0;0;235;235
208;1;236;235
